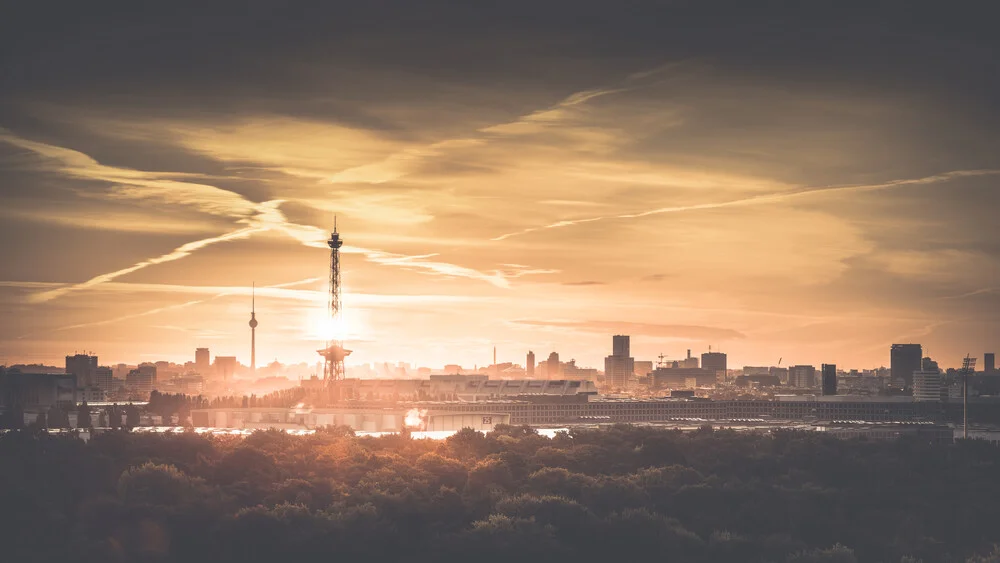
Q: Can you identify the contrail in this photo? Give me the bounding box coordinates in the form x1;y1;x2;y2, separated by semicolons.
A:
29;226;266;303
492;169;1000;241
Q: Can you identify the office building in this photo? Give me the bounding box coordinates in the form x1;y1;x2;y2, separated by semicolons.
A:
195;348;211;374
604;335;634;390
912;370;943;402
215;356;237;382
613;335;630;357
125;368;155;399
821;364;837;396
546;352;561;379
701;352;727;375
94;366;114;394
986;353;996;373
526;351;535;377
789;365;816;389
891;344;922;388
770;366;789;384
651;367;716;389
65;354;98;387
634;361;654;378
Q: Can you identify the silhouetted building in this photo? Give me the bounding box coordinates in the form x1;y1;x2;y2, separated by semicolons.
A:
546;352;561;379
789;365;816;388
604;335;634;390
195;348;210;374
526;351;535;377
701;352;727;375
821;364;837;396
634;361;654;377
0;372;78;412
215;356;237;382
912;370;943;402
891;344;922;388
94;366;113;394
65;354;98;387
651;367;715;389
922;357;939;372
770;366;789;384
986;353;996;373
613;335;630;357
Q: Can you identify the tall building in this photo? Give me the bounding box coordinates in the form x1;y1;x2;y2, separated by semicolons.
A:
913;370;943;402
249;284;258;374
215;356;237;382
613;335;630;357
701;352;727;375
526;351;535;377
891;344;922;388
604;335;635;390
125;368;155;399
94;366;114;394
789;365;816;389
986;353;996;373
634;360;654;378
65;354;98;387
546;352;561;379
195;348;210;374
821;364;837;396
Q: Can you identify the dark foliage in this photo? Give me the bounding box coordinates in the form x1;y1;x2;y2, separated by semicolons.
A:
1;424;998;563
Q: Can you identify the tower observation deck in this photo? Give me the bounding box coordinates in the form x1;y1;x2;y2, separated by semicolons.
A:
318;221;351;384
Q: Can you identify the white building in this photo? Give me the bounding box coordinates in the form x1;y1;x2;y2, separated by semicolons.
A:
912;370;943;402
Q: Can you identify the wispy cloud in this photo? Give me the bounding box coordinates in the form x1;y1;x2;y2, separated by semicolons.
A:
491;169;1000;241
28;225;266;303
512;319;746;341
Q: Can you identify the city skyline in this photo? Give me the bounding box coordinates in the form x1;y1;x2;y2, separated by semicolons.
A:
2;4;998;370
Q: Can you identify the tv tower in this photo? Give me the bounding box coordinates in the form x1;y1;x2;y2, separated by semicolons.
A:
318;218;351;383
249;282;258;374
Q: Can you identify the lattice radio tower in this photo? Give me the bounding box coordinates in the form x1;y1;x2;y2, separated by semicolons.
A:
318;218;351;384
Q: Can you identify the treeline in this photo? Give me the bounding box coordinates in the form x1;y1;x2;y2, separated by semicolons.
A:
1;425;999;563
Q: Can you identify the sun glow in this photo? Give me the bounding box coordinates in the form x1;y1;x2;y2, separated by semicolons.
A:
304;307;352;342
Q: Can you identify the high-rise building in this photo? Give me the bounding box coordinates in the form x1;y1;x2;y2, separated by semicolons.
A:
604;335;635;390
526;351;535;377
195;348;210;374
789;365;816;389
986;353;996;373
913;370;943;402
891;344;922;388
546;352;561;379
94;366;114;394
701;352;727;375
613;335;630;357
821;364;837;396
215;356;237;382
249;284;258;374
65;354;98;387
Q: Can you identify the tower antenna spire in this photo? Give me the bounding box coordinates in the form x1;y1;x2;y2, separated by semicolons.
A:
319;220;351;391
249;281;258;374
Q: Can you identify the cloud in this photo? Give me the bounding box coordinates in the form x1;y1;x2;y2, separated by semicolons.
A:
561;281;606;286
28;226;266;303
513;319;746;341
491;169;1000;241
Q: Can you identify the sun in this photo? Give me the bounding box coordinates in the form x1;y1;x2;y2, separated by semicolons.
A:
305;308;350;342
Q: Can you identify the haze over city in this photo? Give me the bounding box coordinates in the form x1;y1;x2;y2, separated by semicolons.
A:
2;3;998;372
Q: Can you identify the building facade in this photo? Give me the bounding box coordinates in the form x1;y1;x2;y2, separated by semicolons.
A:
822;364;837;396
891;344;922;388
912;370;943;402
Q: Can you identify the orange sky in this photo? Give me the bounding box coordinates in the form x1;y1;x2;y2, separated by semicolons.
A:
1;4;998;371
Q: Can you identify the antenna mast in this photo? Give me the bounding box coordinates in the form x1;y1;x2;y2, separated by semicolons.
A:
319;217;351;387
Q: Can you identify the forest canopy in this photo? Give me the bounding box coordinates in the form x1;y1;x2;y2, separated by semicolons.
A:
1;424;998;563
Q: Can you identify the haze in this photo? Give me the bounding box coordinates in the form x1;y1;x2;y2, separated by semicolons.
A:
1;3;997;370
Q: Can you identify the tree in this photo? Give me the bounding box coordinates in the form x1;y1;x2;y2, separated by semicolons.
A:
76;401;92;428
125;404;139;428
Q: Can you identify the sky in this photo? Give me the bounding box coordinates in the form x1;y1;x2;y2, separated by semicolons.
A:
1;2;998;371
